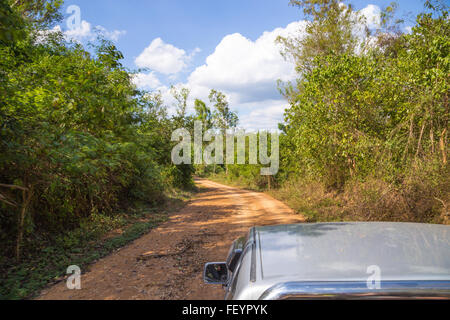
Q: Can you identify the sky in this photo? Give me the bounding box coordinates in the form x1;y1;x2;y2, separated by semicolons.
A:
54;0;426;131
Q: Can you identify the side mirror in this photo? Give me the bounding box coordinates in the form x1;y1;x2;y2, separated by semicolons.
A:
203;262;228;285
227;236;246;272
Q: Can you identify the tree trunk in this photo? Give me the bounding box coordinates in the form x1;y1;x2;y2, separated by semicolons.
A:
403;116;414;161
415;122;426;160
430;120;435;154
440;128;447;165
16;186;33;262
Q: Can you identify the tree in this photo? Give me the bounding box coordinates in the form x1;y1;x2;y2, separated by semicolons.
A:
396;4;449;163
209;90;238;174
284;54;385;187
0;0;26;44
194;98;212;130
8;0;63;29
276;0;363;73
170;86;190;127
0;1;196;267
209;89;238;134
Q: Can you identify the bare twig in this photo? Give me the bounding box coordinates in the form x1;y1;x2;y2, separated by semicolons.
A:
434;197;449;224
434;197;448;211
439;128;447;164
415;121;426;159
15;185;33;262
0;183;29;191
403;116;414;161
0;193;18;207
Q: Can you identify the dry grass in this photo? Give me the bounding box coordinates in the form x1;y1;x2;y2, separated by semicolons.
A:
207;161;449;224
270;174;449;224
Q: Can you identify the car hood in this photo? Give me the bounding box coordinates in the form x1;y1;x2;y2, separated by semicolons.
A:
254;222;450;283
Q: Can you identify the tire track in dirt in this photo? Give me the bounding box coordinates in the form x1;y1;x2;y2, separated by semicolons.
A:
38;178;304;300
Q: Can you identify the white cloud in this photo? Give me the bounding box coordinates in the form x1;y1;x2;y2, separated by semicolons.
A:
238;100;289;131
187;20;306;105
35;25;62;43
94;26;127;42
135;38;198;75
55;20;126;43
132;4;382;131
132;72;162;90
360;4;381;29
64;20;92;41
174;20;306;130
132;21;305;130
37;21;126;44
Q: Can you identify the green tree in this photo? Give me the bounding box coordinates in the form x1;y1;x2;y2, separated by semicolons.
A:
194;98;212;129
208;89;238;175
170;86;191;128
277;0;363;73
209;89;238;134
8;0;63;29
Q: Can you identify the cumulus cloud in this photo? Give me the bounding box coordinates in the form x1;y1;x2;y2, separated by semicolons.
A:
64;20;126;42
64;20;92;41
173;20;306;130
132;21;305;130
132;72;162;90
238;100;288;131
132;4;383;131
187;20;306;105
94;25;127;42
359;4;381;29
135;38;199;75
39;20;126;43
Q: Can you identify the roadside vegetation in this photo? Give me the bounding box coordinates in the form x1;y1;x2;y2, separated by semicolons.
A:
0;0;199;299
205;0;449;224
0;0;448;300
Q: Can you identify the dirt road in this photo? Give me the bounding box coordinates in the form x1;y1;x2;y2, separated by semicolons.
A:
38;178;304;300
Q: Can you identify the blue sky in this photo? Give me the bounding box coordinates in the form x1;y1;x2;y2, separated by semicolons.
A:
55;0;426;130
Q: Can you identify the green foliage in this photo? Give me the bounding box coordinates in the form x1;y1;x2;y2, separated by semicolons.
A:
194;98;212;129
170;86;192;128
2;0;63;36
278;0;363;72
0;0;26;44
0;0;195;280
0;208;168;300
284;54;387;187
209;89;238;133
210;1;449;224
278;0;449;189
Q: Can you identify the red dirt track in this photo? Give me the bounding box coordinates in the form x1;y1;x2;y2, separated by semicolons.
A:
38;178;304;300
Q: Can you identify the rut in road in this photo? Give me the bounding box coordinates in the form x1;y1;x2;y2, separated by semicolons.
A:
38;178;305;300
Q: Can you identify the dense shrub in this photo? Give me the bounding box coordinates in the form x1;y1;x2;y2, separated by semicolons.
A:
207;1;449;224
0;0;194;263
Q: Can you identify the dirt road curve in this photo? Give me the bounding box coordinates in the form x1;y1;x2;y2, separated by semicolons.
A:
38;178;304;300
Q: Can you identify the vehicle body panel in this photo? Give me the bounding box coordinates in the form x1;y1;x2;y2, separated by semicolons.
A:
222;222;450;300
